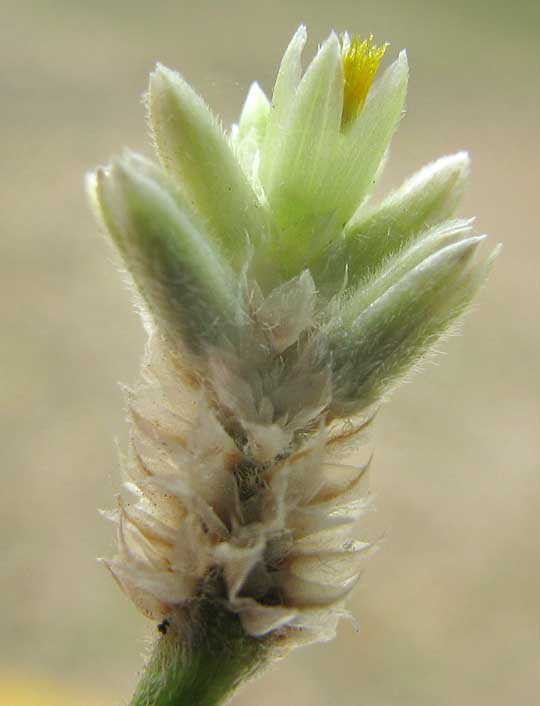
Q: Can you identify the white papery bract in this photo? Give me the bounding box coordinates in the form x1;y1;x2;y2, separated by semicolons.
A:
88;26;497;646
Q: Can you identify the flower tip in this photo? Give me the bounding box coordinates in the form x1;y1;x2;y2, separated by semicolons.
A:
326;29;340;44
85;169;98;199
243;81;268;108
393;50;409;85
148;63;162;85
468;233;488;252
87;164;119;224
453;149;470;164
384;49;408;86
98;508;119;523
95;164;111;185
294;23;307;41
313;30;342;66
455;234;487;261
487;242;503;267
86;169;104;223
441;151;471;179
323;30;342;55
149;63;178;93
152;61;168;77
117;147;138;168
285;23;308;57
106;158;127;185
465;238;501;291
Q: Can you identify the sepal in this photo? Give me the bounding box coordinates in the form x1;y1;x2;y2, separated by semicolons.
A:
90;152;241;353
236;81;270;147
335;152;471;286
148;64;268;268
324;231;494;412
259;25;307;187
261;33;344;278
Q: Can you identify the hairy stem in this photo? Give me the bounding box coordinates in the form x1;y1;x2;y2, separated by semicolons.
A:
129;601;267;706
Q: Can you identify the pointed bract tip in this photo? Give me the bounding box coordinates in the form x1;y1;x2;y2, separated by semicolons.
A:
85;169;99;207
487;242;503;267
444;234;487;264
294;24;307;41
284;24;308;56
439;150;471;177
382;49;409;84
152;61;168;77
321;30;341;53
149;63;180;92
393;49;409;79
242;81;269;111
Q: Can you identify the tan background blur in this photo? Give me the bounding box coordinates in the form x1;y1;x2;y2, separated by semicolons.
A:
2;0;539;704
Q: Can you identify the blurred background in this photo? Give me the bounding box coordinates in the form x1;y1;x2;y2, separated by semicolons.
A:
2;0;539;704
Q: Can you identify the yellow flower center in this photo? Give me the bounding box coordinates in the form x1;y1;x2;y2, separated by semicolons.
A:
341;34;388;128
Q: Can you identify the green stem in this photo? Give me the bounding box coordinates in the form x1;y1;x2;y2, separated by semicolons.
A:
129;601;267;706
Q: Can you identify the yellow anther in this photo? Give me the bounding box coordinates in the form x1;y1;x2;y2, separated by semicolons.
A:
341;34;388;128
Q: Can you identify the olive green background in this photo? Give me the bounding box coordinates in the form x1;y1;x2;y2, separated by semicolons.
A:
2;0;539;704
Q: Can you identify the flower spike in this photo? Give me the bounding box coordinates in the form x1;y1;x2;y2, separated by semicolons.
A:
88;24;498;706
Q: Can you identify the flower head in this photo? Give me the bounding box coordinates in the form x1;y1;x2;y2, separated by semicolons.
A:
88;26;497;649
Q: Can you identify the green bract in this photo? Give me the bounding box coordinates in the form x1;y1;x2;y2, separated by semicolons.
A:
91;154;242;352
